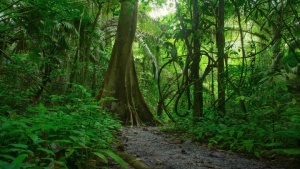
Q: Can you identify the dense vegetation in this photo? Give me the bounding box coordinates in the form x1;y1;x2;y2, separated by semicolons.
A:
0;0;300;168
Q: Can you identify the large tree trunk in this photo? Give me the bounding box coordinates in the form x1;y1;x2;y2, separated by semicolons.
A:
96;1;155;126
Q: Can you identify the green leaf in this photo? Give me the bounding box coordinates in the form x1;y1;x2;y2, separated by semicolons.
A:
219;124;227;129
78;142;87;148
254;151;260;157
273;148;300;155
295;30;300;38
0;25;9;32
197;132;203;139
264;142;282;147
12;154;28;164
0;160;9;165
37;148;55;156
28;133;44;145
0;154;15;160
98;150;127;169
230;141;237;149
240;96;245;100
279;84;288;91
69;136;79;142
28;48;41;65
71;130;84;136
10;144;28;149
28;133;39;143
237;131;243;139
275;130;300;138
39;103;47;114
2;148;24;153
56;139;72;144
65;148;75;158
292;98;297;105
243;140;254;152
93;152;108;163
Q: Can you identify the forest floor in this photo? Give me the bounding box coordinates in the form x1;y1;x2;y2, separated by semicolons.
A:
110;126;297;169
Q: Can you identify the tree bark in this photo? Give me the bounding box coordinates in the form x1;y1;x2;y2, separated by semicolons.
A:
191;0;203;121
216;0;226;115
96;0;155;126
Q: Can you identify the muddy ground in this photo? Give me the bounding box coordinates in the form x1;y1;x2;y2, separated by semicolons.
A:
111;127;296;169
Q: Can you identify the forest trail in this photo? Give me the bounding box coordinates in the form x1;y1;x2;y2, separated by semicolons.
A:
116;127;285;169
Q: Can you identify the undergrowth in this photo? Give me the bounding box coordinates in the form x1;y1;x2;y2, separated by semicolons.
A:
0;84;127;169
162;69;300;161
164;104;300;160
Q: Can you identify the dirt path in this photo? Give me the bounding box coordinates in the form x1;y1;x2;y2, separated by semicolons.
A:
118;127;285;169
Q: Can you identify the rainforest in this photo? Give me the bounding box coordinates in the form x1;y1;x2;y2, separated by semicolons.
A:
0;0;299;168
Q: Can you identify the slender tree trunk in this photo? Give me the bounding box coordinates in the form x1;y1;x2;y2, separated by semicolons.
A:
82;4;103;87
91;50;99;96
210;28;216;105
96;0;155;125
0;18;10;67
271;11;283;72
191;0;203;121
35;54;52;99
79;23;87;86
68;10;84;91
216;0;226;115
67;49;79;90
231;0;247;114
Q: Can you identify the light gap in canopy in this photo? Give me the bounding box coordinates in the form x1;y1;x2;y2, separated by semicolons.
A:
148;0;175;18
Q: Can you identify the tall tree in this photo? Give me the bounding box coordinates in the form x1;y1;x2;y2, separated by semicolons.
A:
96;0;155;125
191;0;203;121
216;0;226;115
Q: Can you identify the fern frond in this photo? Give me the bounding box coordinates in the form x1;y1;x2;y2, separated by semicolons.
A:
136;34;159;80
136;30;164;44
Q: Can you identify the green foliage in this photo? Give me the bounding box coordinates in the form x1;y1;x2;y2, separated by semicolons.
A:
169;107;300;158
167;68;300;158
0;85;126;168
0;64;35;114
282;52;300;67
2;0;300;165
